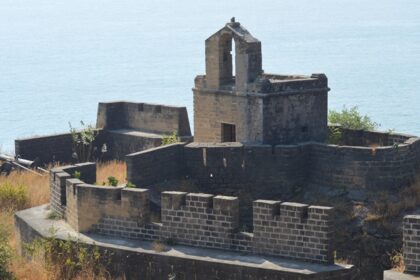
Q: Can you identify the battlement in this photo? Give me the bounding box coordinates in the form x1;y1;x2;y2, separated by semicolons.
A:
96;101;191;137
403;215;420;273
49;164;335;264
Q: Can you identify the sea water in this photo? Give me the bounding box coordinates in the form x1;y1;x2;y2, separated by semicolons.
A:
0;0;419;152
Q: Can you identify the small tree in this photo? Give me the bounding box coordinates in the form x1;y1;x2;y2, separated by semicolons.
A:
328;106;379;130
69;121;98;162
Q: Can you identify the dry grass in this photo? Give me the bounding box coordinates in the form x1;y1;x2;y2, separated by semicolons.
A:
0;160;126;280
96;160;127;185
151;240;166;252
0;170;49;208
389;250;405;272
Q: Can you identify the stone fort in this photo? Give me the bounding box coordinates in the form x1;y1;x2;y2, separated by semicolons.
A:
14;20;420;280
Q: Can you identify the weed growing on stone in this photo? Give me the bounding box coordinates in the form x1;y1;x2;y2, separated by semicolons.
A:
107;176;118;187
161;131;180;146
24;230;112;280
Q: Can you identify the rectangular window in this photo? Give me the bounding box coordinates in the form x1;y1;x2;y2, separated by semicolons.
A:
221;123;236;142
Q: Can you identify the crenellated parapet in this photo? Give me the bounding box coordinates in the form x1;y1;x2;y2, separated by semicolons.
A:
161;192;240;250
253;200;333;263
49;164;335;264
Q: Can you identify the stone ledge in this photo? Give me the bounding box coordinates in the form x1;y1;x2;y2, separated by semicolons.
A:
384;270;420;280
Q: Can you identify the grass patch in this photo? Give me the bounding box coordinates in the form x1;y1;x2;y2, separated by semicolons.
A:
0;183;29;211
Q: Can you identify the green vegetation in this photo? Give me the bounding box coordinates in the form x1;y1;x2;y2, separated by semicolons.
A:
25;228;111;280
0;213;14;280
327;126;343;145
161;131;180;146
328;106;379;130
107;176;118;187
72;171;81;179
0;183;28;211
46;210;63;220
69;121;98;162
126;182;136;188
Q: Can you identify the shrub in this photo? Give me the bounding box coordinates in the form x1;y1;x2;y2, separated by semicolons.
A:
107;176;118;187
126;182;136;188
0;212;14;280
0;183;29;211
69;121;99;162
25;231;111;280
72;171;81;179
161;131;180;146
327;126;343;145
329;106;379;130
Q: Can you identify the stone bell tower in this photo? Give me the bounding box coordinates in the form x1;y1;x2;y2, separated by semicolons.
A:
193;20;330;145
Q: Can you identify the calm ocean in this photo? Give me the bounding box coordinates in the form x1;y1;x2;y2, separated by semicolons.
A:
1;0;419;152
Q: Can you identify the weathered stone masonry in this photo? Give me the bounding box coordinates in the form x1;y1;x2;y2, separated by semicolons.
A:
15;102;192;163
51;165;335;264
403;215;420;274
127;136;420;196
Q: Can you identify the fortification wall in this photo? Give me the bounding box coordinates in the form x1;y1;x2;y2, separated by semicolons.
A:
310;140;419;190
127;136;420;200
15;133;74;164
15;130;109;164
336;127;413;147
50;162;96;216
126;143;186;187
105;130;163;160
403;215;420;274
59;173;334;264
96;101;191;136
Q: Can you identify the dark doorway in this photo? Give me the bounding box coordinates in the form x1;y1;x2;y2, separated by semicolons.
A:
222;123;236;142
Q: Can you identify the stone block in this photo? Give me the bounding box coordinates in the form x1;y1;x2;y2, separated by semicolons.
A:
161;191;187;210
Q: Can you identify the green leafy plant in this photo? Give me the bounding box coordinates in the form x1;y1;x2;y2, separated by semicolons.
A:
327;126;343;145
126;182;136;188
24;228;111;280
72;170;81;179
0;183;28;211
161;131;180;146
0;214;14;280
328;106;379;130
107;176;118;187
69;121;98;162
47;210;63;220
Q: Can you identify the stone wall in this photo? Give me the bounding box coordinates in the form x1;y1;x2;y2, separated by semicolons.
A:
14;130;109;164
310;140;419;190
193;88;264;143
262;76;329;145
15;133;74;164
403;215;420;273
15;101;192;164
50;162;96;217
15;205;356;280
60;176;335;264
96;101;191;136
126;143;185;187
331;126;414;147
127;136;420;198
253;200;333;263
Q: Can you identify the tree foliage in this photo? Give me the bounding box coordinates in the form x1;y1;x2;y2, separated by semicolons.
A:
69;121;98;162
328;106;379;130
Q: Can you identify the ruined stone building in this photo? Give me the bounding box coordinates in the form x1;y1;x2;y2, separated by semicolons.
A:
194;19;328;144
